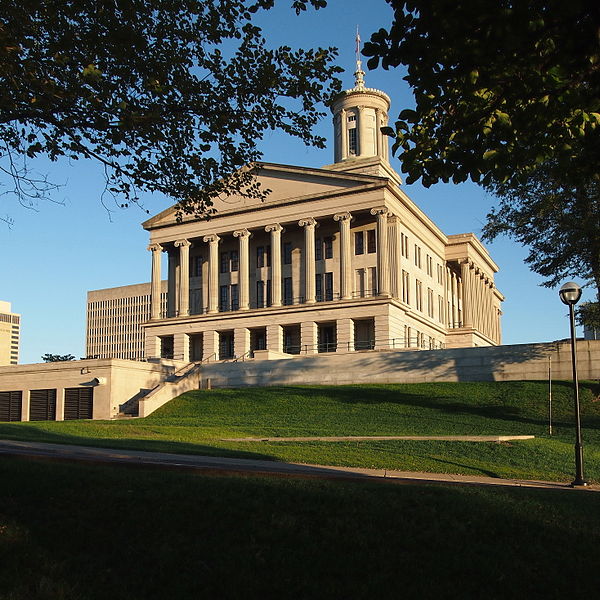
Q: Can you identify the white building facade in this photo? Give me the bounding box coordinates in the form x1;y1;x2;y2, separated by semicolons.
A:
141;71;504;363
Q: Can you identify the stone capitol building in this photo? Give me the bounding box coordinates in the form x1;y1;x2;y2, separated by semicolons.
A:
87;65;504;364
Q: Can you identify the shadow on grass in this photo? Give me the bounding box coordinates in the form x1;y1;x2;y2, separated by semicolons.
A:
0;422;277;462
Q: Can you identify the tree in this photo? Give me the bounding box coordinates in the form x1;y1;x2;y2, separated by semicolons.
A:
363;1;600;188
1;0;340;219
41;353;75;362
483;166;600;329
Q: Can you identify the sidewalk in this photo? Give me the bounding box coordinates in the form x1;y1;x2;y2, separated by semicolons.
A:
0;439;597;492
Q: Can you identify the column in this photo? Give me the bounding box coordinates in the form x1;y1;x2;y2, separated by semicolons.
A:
148;243;163;320
299;218;317;304
267;324;284;353
233;229;251;310
460;260;474;328
300;321;318;354
265;224;283;307
358;106;367;157
167;249;178;317
203;234;220;314
371;207;390;296
333;212;352;300
336;318;354;353
234;328;251;358
387;215;401;299
21;390;30;422
340;108;348;160
202;330;219;361
451;271;459;327
55;388;65;421
175;239;191;317
174;333;190;362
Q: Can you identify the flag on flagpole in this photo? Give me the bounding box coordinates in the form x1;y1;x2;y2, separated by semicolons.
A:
355;27;361;56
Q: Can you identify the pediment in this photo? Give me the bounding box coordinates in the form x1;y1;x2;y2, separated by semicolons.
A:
143;162;386;230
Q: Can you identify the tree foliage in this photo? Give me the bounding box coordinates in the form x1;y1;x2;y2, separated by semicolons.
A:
363;1;600;187
41;353;75;362
0;0;341;217
482;165;600;298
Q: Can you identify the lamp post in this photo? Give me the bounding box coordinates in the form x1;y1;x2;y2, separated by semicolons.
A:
558;282;587;487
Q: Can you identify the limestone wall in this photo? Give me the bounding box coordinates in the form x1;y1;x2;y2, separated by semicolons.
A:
198;340;600;388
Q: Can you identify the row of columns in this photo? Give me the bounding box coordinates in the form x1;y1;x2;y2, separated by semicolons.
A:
148;208;393;320
337;106;389;161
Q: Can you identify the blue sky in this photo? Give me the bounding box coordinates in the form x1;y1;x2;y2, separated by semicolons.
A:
1;0;591;364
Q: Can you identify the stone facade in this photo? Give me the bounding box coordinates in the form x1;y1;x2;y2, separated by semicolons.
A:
141;72;503;362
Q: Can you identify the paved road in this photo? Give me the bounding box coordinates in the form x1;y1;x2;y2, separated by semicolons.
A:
0;439;597;492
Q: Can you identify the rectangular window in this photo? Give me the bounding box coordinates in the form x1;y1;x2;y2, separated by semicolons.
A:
437;264;444;285
355;269;365;298
354;231;364;255
256;280;265;308
230;250;239;272
283;242;292;265
348;128;357;155
426;255;433;277
283;277;293;305
428;288;434;317
219;285;229;311
367;229;376;254
414;245;422;268
220;252;229;274
256;246;270;268
315;237;322;261
266;279;272;307
401;233;409;258
416;280;423;311
438;295;444;323
324;272;334;301
402;270;410;304
230;284;239;311
190;256;203;278
315;273;323;302
324;236;333;259
369;267;378;295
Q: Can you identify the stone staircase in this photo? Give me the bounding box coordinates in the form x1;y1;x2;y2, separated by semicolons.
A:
136;362;203;417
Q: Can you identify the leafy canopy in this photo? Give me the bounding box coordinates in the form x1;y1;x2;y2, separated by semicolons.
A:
41;353;75;362
363;1;600;187
1;0;340;217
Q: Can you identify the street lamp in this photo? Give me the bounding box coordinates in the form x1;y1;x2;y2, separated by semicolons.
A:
558;281;587;487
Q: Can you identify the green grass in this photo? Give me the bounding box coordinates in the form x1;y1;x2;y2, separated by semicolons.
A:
1;457;600;600
1;381;600;482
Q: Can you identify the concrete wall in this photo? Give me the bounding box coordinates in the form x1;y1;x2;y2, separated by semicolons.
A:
198;340;600;388
0;358;184;420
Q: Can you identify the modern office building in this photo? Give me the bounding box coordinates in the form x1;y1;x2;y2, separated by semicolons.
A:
139;66;504;363
86;282;167;360
0;301;20;366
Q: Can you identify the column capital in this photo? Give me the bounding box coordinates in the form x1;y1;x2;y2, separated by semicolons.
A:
147;243;163;252
265;223;284;234
333;212;352;222
298;217;317;228
370;207;389;217
203;234;221;244
233;229;251;239
174;239;191;248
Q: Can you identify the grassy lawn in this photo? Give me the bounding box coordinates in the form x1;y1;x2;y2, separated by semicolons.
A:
1;381;599;482
1;457;599;600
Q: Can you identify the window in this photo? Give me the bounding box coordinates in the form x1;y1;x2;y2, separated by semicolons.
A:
402;270;410;304
367;229;376;254
437;264;444;284
283;242;292;265
355;269;365;298
401;233;409;258
256;280;265;308
219;285;229;311
414;245;422;268
416;280;423;311
324;272;334;301
438;295;445;323
354;231;364;255
230;250;239;272
220;252;229;274
427;288;434;317
283;277;293;305
230;284;239;311
190;256;203;278
256;246;264;268
315;273;323;301
315;237;322;261
369;267;377;295
266;279;272;307
324;236;333;259
348;115;356;122
426;255;433;277
348;128;357;155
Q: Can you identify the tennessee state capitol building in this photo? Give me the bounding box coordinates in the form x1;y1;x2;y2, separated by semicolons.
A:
110;65;504;364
